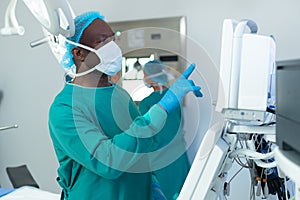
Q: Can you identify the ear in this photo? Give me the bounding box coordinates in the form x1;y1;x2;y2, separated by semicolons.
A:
72;48;86;62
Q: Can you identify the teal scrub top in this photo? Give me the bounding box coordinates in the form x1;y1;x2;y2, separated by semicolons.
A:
48;83;167;200
139;90;191;200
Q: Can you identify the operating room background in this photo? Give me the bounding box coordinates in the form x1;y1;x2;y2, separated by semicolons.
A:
0;0;299;199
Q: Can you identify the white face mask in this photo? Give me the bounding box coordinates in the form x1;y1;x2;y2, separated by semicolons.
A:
65;40;122;77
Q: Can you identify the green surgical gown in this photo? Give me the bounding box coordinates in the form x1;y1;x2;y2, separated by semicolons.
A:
49;83;167;200
139;90;191;200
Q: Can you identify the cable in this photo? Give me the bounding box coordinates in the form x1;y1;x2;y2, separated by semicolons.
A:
228;166;244;184
253;159;277;168
230;149;275;160
226;160;250;199
253;134;264;152
236;157;250;168
250;175;256;200
266;107;276;114
284;176;289;200
231;138;277;168
259;121;276;126
238;138;244;148
249;180;253;200
234;157;249;168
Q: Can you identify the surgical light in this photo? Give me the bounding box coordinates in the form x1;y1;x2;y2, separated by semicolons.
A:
1;0;75;37
0;0;24;35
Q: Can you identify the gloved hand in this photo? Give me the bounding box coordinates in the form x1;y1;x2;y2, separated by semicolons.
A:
158;63;203;113
152;182;167;200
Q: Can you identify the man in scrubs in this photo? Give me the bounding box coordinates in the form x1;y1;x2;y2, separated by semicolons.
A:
48;11;202;200
140;60;191;200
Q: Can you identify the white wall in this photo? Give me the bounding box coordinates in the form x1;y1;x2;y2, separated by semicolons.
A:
0;0;65;193
0;0;300;198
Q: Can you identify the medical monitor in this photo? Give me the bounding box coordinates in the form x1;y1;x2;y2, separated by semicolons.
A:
216;19;276;115
276;59;300;162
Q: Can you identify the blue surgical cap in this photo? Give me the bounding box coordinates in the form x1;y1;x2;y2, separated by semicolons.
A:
61;11;105;68
144;60;168;85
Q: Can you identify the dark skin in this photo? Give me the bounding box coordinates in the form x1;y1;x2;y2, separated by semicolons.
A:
71;19;115;88
71;18;167;111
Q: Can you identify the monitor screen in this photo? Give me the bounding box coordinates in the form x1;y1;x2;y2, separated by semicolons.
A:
276;59;300;159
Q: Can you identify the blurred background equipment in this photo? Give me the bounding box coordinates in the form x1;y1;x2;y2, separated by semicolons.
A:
6;165;39;189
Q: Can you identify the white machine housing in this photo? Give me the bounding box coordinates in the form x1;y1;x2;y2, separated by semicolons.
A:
216;19;276;113
238;34;275;110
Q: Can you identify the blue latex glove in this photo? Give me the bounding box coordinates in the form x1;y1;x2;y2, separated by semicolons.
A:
158;63;203;113
152;182;167;200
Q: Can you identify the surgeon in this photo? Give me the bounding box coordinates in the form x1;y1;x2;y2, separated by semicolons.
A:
48;11;202;200
140;60;192;200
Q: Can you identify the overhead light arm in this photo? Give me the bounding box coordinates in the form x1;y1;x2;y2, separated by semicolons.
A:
0;0;25;36
1;0;75;37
